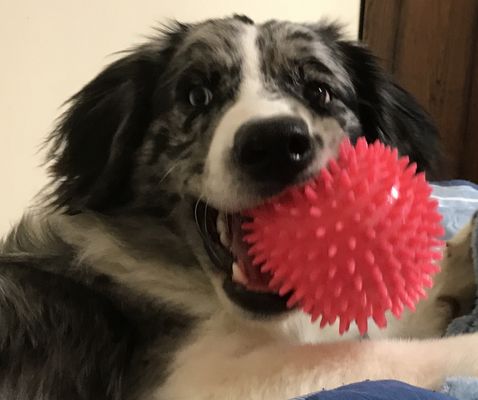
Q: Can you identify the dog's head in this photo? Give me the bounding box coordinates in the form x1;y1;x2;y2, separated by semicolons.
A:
48;16;439;318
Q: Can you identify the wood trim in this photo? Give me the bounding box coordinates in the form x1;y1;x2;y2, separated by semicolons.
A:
362;0;403;71
362;0;478;182
461;11;478;182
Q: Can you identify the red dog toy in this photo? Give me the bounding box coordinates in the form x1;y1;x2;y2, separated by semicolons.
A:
242;138;444;335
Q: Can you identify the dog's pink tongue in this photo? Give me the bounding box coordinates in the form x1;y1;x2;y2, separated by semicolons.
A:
230;215;274;292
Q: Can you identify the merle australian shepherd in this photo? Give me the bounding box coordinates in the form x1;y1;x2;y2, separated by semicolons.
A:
1;15;478;400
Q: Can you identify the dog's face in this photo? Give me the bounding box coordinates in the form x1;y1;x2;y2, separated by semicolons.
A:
48;16;438;318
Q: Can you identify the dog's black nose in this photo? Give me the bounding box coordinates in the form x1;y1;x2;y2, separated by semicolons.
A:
233;116;314;190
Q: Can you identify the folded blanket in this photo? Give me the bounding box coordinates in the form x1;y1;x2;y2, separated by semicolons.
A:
442;377;478;400
432;181;478;240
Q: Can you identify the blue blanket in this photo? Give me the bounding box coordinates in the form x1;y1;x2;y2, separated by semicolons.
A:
433;181;478;240
294;380;456;400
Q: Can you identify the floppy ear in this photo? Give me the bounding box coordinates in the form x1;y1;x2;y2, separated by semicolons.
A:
47;24;187;214
337;41;441;178
48;52;159;214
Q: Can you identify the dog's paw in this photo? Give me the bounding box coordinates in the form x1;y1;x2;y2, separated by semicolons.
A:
434;222;476;319
389;220;477;339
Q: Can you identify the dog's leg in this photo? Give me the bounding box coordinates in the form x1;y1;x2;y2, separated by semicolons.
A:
161;322;478;400
369;220;477;339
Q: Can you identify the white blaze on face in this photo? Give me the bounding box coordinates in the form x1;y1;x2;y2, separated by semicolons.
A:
202;24;346;211
203;24;296;210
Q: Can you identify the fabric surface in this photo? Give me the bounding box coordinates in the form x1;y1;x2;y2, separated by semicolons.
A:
432;181;478;240
293;380;456;400
442;377;478;400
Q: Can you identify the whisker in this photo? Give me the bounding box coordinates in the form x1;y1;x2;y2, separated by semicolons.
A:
225;209;231;236
203;201;210;239
157;162;180;185
193;198;201;227
194;196;207;241
195;197;227;266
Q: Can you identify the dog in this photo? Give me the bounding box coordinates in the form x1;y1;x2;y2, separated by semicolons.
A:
1;15;477;400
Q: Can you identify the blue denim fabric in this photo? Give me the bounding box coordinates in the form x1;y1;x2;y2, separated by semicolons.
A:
293;380;456;400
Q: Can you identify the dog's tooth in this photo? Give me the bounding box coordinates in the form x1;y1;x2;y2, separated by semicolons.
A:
220;233;230;248
232;262;248;285
216;214;225;234
217;214;230;247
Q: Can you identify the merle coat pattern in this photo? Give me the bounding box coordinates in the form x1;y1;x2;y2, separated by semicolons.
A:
1;15;476;400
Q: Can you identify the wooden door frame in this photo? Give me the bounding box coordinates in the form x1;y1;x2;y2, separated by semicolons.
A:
359;0;478;183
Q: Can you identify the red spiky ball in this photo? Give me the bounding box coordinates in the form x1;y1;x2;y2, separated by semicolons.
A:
242;138;444;335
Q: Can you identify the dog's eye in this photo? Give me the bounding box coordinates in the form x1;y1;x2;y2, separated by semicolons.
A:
304;82;332;109
188;86;213;107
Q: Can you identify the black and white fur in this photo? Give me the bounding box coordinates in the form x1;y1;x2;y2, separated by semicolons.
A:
1;16;477;400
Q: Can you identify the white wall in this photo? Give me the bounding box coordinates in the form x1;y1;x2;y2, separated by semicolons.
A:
0;0;360;235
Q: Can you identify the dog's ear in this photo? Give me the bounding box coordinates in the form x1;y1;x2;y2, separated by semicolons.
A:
47;24;187;214
337;41;441;178
49;53;156;214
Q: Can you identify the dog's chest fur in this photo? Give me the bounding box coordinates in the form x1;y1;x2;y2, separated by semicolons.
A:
157;312;361;399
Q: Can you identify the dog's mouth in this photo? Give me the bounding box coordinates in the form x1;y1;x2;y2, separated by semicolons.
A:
194;201;290;316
